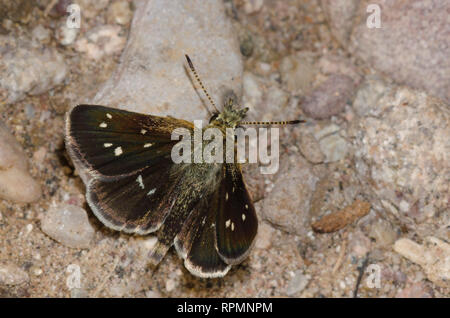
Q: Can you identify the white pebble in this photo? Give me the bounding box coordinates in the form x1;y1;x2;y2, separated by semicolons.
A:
40;204;95;248
0;263;29;285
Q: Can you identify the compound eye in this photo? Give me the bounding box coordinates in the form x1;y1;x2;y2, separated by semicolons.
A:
209;112;219;123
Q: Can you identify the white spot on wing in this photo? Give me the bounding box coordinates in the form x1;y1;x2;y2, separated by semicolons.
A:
114;146;123;156
136;175;144;189
141;129;147;135
231;222;235;231
147;188;156;196
106;113;112;119
99;122;107;128
225;219;231;228
245;204;249;210
104;143;113;148
144;143;153;148
242;214;246;221
225;192;229;201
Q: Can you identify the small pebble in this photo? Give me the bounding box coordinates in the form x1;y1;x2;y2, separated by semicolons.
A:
165;279;176;293
254;62;271;76
348;230;371;258
298;131;325;164
239;32;254;57
75;25;126;60
265;86;290;111
280;53;317;94
32;25;51;44
57;23;79;46
255;222;274;250
243;0;264;14
31;266;43;276
286;271;311;296
107;1;133;25
301;74;355;119
40;204;95;248
318;132;348;163
0;263;29;285
145;290;162;298
368;219;397;247
25;223;33;235
32;147;47;165
71;288;88;298
399;200;410;213
0;121;42;203
24;104;35;119
141;237;157;250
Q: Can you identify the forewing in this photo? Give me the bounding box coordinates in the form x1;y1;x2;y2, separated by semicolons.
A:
87;161;184;235
65;104;193;178
215;164;258;265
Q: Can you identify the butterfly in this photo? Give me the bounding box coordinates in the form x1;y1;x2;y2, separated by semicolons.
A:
65;55;302;278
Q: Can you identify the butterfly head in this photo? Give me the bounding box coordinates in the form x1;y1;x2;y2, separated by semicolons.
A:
210;98;248;129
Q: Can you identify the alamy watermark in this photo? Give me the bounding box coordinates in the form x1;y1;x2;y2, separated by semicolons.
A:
66;264;81;290
365;264;381;289
66;4;81;29
366;4;381;29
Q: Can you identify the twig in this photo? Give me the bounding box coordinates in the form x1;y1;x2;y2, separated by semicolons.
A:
332;231;348;275
353;253;370;298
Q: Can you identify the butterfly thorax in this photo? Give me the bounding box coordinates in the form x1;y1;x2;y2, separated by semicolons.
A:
208;101;248;131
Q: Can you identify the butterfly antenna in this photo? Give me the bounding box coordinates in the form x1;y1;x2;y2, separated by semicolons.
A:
185;54;220;113
239;119;306;125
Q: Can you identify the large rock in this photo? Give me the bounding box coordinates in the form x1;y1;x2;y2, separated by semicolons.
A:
0;36;67;105
321;0;450;103
348;78;449;224
91;0;243;122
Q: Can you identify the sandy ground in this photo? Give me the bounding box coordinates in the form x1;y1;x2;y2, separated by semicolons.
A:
0;0;448;298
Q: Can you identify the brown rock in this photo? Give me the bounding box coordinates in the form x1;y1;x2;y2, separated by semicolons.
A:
312;200;371;233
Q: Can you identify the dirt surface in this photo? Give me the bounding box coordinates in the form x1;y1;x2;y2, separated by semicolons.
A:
0;0;448;298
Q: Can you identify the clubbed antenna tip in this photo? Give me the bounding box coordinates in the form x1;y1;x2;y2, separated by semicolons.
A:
185;54;194;69
184;53;219;113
